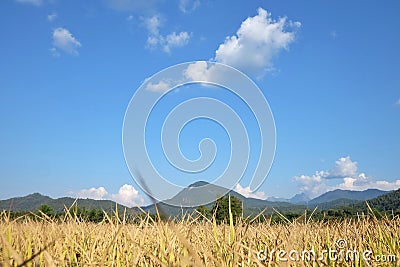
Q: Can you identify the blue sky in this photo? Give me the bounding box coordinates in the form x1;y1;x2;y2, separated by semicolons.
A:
1;0;399;206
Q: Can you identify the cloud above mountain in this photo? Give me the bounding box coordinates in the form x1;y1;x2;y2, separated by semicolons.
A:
234;184;267;200
74;184;145;207
294;156;400;198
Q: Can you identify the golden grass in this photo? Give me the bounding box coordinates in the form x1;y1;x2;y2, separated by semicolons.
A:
1;210;399;266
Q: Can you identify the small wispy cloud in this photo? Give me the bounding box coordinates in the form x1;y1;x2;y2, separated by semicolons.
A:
162;31;190;52
330;30;337;39
144;15;191;53
49;47;60;57
144;14;162;35
47;12;57;22
51;27;81;56
396;98;400;106
179;0;200;13
146;80;172;92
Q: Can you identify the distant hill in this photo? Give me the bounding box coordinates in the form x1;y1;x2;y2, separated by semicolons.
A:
289;193;311;204
0;193;130;214
354;188;400;214
266;196;288;202
141;181;307;217
308;189;389;205
0;193;53;211
267;193;310;204
312;198;361;210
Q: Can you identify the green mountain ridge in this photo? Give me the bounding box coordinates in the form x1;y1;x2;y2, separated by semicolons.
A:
0;183;397;218
0;193;130;214
353;188;400;213
308;188;389;205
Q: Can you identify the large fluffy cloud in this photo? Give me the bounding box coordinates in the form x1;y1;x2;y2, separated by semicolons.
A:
110;184;145;208
317;156;358;179
51;27;81;56
74;184;145;207
294;156;400;197
144;15;190;53
214;7;300;78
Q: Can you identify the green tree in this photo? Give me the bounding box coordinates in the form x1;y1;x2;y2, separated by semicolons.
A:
38;204;54;217
88;208;104;223
212;195;242;224
70;205;86;219
196;205;211;219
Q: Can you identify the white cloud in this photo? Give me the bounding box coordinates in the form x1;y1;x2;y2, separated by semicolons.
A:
146;80;171;92
179;0;200;13
336;174;400;192
396;98;400;105
144;15;191;53
52;27;81;56
74;184;145;207
15;0;43;6
47;12;57;22
145;61;227;92
145;61;236;93
214;7;300;78
235;184;267;200
144;14;162;35
163;31;190;52
183;61;233;84
110;184;145;207
76;187;108;200
293;174;325;197
294;156;400;197
184;61;213;81
329;156;358;178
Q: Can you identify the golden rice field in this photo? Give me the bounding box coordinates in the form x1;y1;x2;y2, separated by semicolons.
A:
1;210;399;267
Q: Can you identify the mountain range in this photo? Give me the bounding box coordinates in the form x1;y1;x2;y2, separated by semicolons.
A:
0;192;128;214
0;181;396;217
266;193;310;204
